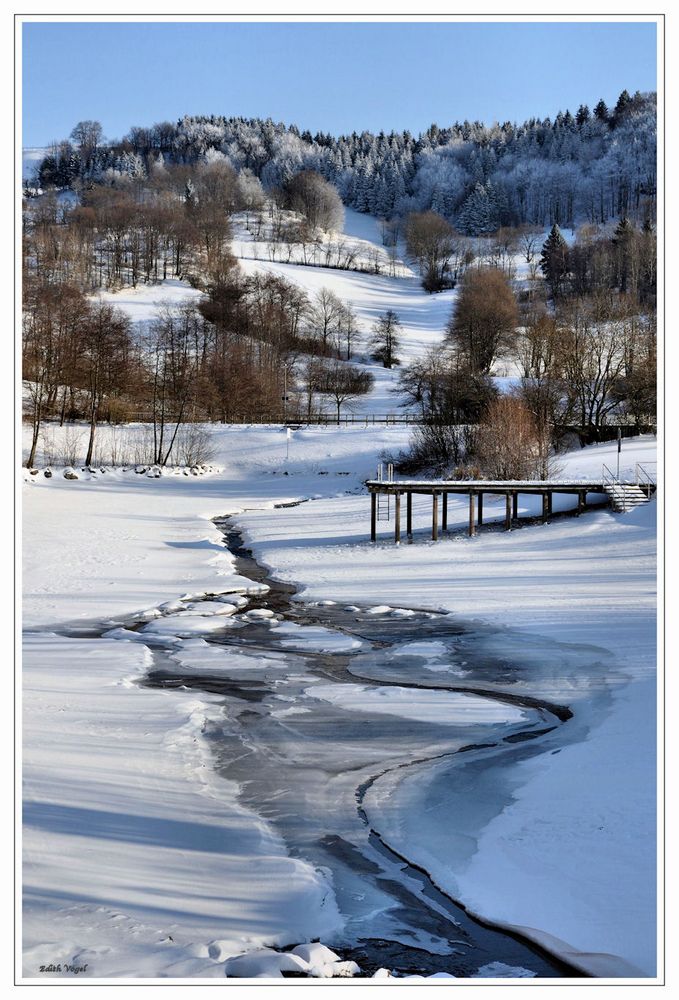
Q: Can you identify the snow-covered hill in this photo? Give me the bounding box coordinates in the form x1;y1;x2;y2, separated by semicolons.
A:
95;206;461;417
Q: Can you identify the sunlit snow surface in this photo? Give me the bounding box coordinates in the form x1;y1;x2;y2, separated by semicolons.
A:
21;201;657;980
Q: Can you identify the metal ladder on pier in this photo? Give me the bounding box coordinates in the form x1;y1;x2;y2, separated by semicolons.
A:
375;463;393;521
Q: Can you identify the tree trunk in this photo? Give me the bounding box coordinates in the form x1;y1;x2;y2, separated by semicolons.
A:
27;405;41;468
85;402;97;466
161;397;188;466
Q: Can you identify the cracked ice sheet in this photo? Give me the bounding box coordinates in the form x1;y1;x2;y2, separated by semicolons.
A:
267;621;363;652
362;676;657;978
168;641;291;678
306;683;526;726
22;634;342;979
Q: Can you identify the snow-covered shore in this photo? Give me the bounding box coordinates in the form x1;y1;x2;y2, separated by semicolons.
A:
23;632;342;979
21;424;659;981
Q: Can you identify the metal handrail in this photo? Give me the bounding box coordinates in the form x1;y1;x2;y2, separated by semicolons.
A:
602;463;629;512
636;463;657;498
602;463;618;485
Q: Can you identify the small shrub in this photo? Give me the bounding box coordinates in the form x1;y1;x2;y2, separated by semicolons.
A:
173;424;217;467
61;426;85;467
395;423;474;475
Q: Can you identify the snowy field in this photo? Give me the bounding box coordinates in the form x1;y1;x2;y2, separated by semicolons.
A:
21;422;659;983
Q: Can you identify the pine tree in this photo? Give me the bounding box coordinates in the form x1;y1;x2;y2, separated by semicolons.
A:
539;224;569;297
594;99;610;124
576;104;591;127
613;89;633;125
457;183;498;235
612;217;636;293
612;216;635;244
370;310;402;368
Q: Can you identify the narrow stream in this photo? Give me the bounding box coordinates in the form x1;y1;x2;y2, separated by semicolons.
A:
138;515;591;978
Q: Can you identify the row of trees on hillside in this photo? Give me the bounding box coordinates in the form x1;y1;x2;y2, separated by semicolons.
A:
33;90;656;230
24;159;347;293
540;218;656;303
24;254;412;464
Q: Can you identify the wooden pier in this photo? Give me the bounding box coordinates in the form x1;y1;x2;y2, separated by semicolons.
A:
367;478;616;543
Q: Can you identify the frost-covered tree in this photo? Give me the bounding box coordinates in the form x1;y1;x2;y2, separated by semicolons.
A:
285;170;344;232
42;94;656;228
457;183;501;235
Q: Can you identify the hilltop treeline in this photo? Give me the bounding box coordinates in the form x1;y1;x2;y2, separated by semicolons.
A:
34;89;656;233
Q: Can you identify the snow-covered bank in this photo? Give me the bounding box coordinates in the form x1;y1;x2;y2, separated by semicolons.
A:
22;427;659;979
22;633;342;979
232;437;658;978
21;424;411;626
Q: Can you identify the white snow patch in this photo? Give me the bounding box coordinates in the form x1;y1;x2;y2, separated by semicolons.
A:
22;634;342;978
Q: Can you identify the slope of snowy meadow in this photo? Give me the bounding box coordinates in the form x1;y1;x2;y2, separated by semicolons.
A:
22;420;659;980
86;206;459;417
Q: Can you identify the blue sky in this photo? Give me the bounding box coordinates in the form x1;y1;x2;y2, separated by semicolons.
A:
22;20;658;146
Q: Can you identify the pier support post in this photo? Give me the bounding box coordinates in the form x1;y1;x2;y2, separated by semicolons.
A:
542;492;549;523
432;493;439;541
478;492;484;526
505;493;512;530
394;492;401;544
442;492;448;532
547;492;553;516
407;492;413;540
513;492;519;520
577;490;585;516
371;492;377;542
469;492;476;537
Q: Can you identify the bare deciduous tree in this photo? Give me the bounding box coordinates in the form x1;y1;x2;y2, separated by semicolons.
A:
314;360;374;421
308;288;343;355
80;301;132;466
285;170;344;232
404;211;458;292
447;268;518;374
475;395;552;480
